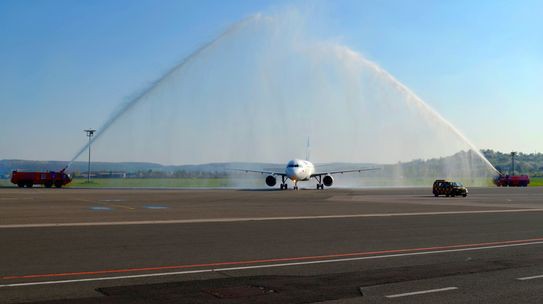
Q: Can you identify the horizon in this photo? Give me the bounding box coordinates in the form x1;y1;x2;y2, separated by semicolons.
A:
1;148;539;168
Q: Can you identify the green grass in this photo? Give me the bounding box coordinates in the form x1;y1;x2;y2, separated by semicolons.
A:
529;177;543;187
0;178;231;188
0;179;12;187
2;177;542;188
67;178;231;188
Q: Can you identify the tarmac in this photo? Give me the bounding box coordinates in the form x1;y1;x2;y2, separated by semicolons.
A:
1;187;543;303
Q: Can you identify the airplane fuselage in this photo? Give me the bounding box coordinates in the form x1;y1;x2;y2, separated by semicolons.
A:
285;159;315;182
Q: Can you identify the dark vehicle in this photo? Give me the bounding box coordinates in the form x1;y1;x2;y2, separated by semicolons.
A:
433;179;468;197
11;169;72;188
494;175;530;187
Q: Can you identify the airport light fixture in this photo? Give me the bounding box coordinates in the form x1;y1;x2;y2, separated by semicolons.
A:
84;129;96;182
511;151;517;175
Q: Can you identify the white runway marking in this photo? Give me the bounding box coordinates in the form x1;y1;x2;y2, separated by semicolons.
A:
1;208;543;228
385;287;458;298
517;274;543;281
0;197;34;200
2;240;543;288
0;269;210;287
89;207;112;211
144;205;169;209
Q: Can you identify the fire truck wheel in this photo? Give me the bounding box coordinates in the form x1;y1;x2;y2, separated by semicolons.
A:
44;182;53;188
26;182;33;188
17;183;24;188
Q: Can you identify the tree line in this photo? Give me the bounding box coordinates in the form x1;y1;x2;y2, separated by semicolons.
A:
482;150;543;176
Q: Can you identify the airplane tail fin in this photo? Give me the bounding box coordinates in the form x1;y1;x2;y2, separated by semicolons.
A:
305;137;311;161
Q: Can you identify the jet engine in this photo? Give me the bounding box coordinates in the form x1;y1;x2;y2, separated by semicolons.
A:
323;175;334;187
265;175;277;187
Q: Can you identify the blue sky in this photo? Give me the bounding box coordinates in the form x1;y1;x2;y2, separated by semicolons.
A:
1;0;541;161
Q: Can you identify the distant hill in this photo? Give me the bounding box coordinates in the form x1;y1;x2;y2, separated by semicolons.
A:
0;160;163;177
2;149;542;179
0;159;284;178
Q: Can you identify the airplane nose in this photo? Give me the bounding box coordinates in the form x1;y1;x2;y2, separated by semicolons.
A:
289;168;302;179
287;168;298;179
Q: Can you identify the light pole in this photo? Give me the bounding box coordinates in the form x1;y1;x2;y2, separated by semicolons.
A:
84;129;96;182
511;151;517;175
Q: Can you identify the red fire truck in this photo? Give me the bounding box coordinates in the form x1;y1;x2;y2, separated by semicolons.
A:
11;169;72;188
494;175;530;187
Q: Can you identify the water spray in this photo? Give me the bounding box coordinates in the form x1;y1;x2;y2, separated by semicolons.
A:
63;11;499;183
65;15;264;170
332;46;499;175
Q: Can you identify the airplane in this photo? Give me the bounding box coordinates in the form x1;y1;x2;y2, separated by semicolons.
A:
232;159;379;190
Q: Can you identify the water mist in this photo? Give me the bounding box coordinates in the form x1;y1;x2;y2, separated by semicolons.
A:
68;10;497;187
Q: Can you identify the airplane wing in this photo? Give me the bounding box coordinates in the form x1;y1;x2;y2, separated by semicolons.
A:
227;168;287;177
310;167;380;177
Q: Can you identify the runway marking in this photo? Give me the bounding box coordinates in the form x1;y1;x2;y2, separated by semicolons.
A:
2;237;543;287
106;204;135;210
82;198;135;210
144;205;168;209
0;197;34;201
98;199;135;210
89;207;112;211
1;208;543;228
385;287;458;298
516;274;543;281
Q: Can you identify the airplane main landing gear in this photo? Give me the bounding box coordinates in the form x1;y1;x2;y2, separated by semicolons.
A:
314;175;325;190
279;176;288;190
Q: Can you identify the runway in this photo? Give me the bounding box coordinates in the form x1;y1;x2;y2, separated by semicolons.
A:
1;187;543;303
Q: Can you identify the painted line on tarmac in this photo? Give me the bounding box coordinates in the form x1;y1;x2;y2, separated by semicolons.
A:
2;237;543;287
0;197;34;201
144;205;169;210
385;287;458;298
1;208;543;228
89;207;112;211
106;204;135;210
516;274;543;281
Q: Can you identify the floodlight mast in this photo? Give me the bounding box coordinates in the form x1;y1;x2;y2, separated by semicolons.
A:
84;129;96;182
511;151;517;175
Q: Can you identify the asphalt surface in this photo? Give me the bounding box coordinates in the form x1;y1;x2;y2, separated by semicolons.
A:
1;187;543;303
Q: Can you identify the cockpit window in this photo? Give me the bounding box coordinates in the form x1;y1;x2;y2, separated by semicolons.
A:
287;164;300;168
